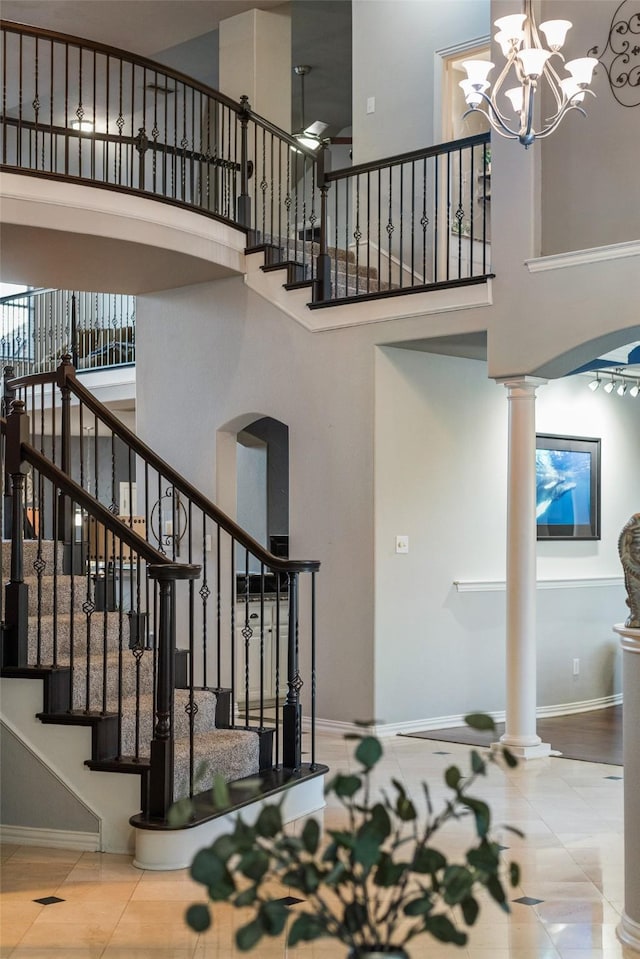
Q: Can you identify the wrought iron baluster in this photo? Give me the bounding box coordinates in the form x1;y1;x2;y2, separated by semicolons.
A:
354;174;361;296
18;32;23;170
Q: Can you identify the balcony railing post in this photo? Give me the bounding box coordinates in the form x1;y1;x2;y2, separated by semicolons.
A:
237;95;252;229
148;562;201;821
70;294;79;370
314;142;332;303
56;355;84;574
2;399;30;668
2;366;16;540
283;570;302;770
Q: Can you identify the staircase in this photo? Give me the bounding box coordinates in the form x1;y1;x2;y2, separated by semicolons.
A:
10;538;264;801
0;361;325;868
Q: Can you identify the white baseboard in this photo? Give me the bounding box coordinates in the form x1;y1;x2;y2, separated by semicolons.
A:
0;824;101;851
307;694;622;739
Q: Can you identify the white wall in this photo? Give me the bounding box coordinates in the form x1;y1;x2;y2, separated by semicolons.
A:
373;348;636;726
540;0;640;255
351;0;489;163
136;273;637;728
136;276;378;723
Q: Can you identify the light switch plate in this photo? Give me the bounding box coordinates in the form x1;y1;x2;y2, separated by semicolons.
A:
396;535;409;554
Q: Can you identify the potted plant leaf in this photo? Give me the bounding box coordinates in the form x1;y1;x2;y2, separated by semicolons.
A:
183;714;520;957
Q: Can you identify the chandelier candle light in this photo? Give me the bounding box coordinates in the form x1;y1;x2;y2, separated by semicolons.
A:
460;0;598;147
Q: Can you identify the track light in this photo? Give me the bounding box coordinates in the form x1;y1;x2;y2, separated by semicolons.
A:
630;382;640;398
617;381;627;396
603;378;615;394
588;375;600;391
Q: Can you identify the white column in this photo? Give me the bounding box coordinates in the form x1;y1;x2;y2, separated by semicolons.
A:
614;624;640;952
498;376;551;759
219;9;292;131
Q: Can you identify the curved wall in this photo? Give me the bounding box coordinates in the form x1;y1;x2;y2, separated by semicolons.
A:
0;172;246;294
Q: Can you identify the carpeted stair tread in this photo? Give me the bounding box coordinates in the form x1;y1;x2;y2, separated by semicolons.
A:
3;540;64;574
120;688;219;757
25;577;99;616
173;727;261;801
28;611;127;662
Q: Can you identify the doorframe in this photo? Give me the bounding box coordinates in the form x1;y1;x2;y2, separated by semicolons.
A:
433;36;490;145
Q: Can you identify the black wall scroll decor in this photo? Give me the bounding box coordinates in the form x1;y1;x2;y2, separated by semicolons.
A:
588;0;640;107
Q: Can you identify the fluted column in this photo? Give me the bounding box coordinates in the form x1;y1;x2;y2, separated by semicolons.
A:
498;376;551;759
614;624;640;952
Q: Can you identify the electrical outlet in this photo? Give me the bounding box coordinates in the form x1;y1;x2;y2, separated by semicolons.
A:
395;535;409;554
366;96;375;114
573;658;580;676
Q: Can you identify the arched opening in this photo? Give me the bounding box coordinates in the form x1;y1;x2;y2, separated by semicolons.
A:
236;417;289;560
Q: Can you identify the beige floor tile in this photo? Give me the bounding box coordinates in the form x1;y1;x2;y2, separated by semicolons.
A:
106;920;200;949
17;920;114;947
55;879;139;901
8;846;84;864
0;881;73;903
556;952;626;959
117;899;198;924
536;900;622;925
138;867;191;882
1;865;73;889
26;899;126;935
131;879;204;901
63;864;143;883
8;949;106;959
103;949;196;959
0;843;21;860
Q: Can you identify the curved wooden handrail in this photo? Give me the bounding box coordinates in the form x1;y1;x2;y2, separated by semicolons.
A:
23;443;186;569
7;365;320;574
0;19;243;113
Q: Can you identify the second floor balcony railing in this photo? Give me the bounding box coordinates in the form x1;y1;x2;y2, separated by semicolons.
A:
0;20;491;305
0;287;135;377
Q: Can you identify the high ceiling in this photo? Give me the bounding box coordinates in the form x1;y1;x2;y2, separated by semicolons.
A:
0;1;285;56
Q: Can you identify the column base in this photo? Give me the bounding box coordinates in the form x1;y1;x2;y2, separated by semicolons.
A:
494;739;554;760
618;911;640;952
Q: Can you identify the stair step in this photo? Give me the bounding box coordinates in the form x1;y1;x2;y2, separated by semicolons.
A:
3;539;64;574
173;728;261;801
120;688;220;758
25;576;99;616
28;611;129;663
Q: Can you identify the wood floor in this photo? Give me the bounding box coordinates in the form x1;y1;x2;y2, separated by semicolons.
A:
404;705;622;766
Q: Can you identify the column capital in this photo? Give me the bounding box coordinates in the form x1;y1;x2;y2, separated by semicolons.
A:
614;623;640;653
496;375;548;396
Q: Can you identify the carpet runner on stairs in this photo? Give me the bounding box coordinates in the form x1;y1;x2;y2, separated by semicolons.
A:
4;538;262;802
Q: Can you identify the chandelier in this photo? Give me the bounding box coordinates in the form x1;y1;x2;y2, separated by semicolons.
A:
460;0;598;148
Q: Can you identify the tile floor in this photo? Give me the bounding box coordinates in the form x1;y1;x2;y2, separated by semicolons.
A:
0;730;630;958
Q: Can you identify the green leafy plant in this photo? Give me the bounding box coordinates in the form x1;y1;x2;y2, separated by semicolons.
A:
183;714;520;956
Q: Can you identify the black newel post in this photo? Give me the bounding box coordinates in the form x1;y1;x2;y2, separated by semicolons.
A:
148;562;200;820
314;142;332;303
283;571;302;770
56;355;84;575
2;365;15;540
237;95;252;229
3;399;30;668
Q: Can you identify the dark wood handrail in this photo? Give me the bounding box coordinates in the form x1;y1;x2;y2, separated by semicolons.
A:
245;107;318;159
7;367;320;574
22;443;184;569
0;19;243;114
326;131;491;182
